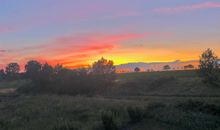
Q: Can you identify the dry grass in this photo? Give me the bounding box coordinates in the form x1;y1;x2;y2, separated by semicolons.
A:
0;70;220;130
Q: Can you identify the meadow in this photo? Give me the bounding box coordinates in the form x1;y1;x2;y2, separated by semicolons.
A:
0;70;220;130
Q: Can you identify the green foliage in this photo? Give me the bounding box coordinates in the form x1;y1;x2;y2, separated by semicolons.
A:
177;100;220;116
0;120;9;130
199;48;220;86
40;63;54;84
101;110;118;130
2;94;220;130
145;101;220;130
19;58;116;95
0;79;31;89
118;70;198;80
127;107;144;123
52;121;79;130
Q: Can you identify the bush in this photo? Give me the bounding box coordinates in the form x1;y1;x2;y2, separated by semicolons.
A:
52;121;79;130
19;58;116;96
144;102;166;118
18;68;115;96
0;120;9;130
151;76;176;87
145;101;220;130
146;102;166;111
177;100;220;116
127;107;144;123
101;111;118;130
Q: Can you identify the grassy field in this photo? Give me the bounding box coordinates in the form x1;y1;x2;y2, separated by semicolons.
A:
0;80;30;89
0;70;220;130
113;70;220;97
118;70;198;80
0;80;30;94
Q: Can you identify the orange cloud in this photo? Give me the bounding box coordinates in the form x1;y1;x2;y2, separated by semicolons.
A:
0;32;174;69
153;2;220;13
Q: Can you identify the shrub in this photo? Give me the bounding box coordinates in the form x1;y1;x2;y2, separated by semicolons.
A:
0;120;9;130
151;76;176;87
145;102;166;118
127;107;144;123
177;100;220;116
20;58;116;96
101;110;118;130
52;122;79;130
146;102;166;111
145;101;220;130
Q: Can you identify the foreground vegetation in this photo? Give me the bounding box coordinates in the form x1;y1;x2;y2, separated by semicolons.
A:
0;49;219;130
1;70;220;130
1;94;220;130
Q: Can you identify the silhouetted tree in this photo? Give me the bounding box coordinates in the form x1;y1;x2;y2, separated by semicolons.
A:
134;67;141;72
53;64;69;82
19;58;117;95
92;57;115;75
5;63;20;80
75;68;88;76
25;60;42;82
163;65;171;70
184;64;194;69
0;69;6;81
54;64;64;75
92;57;116;87
40;63;54;84
199;48;220;86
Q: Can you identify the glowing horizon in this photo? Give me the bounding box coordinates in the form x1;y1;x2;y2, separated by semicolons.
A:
0;1;220;69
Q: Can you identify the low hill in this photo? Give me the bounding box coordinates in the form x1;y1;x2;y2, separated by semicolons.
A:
116;60;199;73
1;70;220;130
111;70;220;97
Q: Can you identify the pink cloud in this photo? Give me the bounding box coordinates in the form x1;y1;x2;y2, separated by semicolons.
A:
153;2;220;13
0;31;173;69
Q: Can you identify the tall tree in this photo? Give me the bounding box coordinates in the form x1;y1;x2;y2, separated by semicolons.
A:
92;58;116;86
54;64;64;75
5;63;20;80
40;63;54;83
92;57;115;75
199;48;220;86
0;69;6;81
25;60;42;81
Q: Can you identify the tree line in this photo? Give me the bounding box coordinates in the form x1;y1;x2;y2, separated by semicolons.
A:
0;58;116;95
0;49;219;94
133;49;219;86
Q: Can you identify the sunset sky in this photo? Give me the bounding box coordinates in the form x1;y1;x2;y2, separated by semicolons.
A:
0;0;220;68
